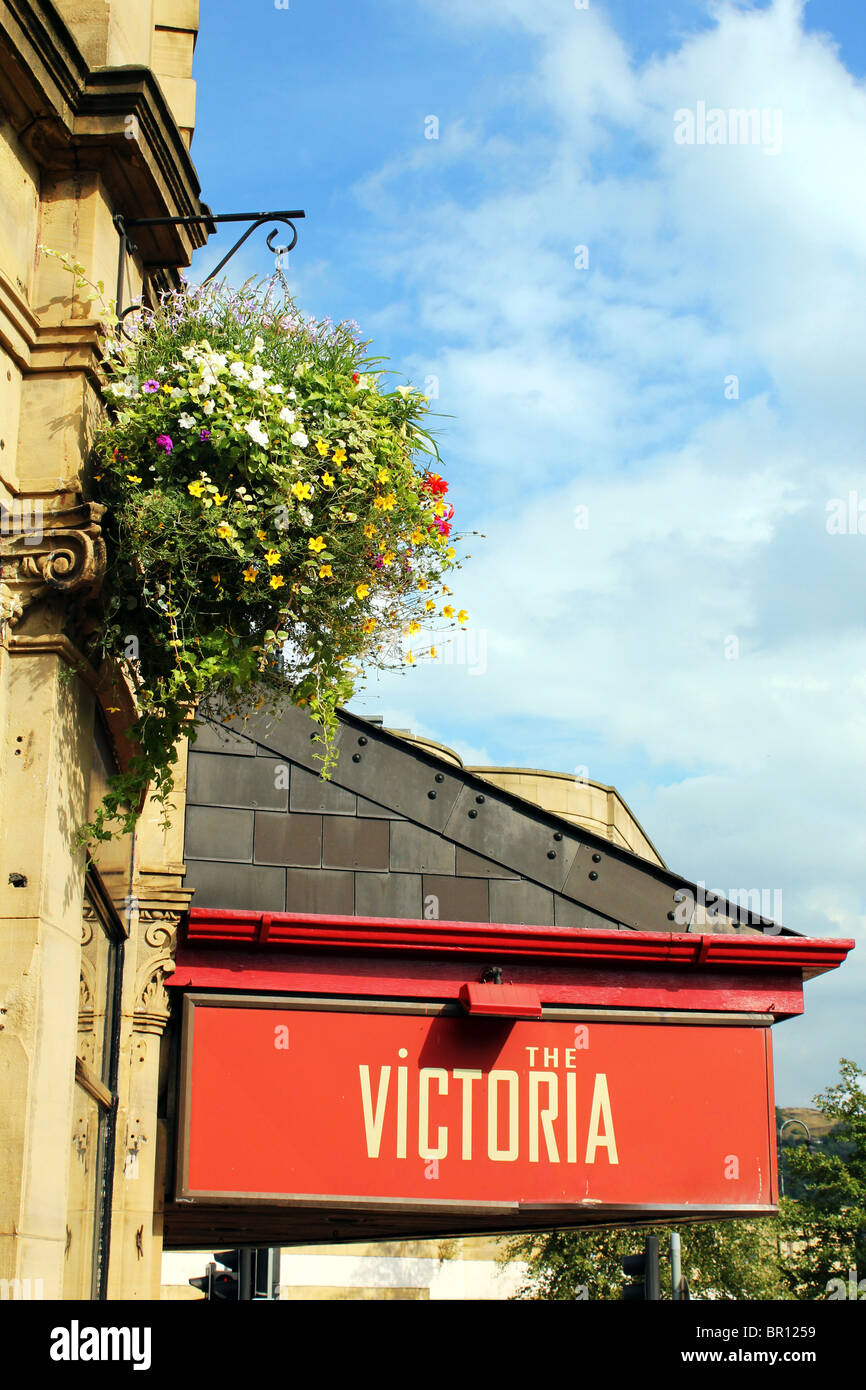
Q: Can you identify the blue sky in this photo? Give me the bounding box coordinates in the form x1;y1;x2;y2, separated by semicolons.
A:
188;0;866;1103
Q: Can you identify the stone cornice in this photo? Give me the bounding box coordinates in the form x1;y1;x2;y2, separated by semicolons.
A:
0;1;211;267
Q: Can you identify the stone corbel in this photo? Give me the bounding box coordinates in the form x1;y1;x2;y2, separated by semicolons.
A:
0;499;106;633
133;909;182;1035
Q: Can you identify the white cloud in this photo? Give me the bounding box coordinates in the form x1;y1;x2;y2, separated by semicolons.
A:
353;0;866;1098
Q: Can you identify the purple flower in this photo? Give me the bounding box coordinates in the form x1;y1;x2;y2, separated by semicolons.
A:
199;428;211;442
374;555;384;570
156;435;173;453
143;380;160;394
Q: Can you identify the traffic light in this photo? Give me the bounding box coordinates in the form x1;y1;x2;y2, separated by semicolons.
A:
188;1249;280;1300
188;1250;240;1300
621;1235;660;1300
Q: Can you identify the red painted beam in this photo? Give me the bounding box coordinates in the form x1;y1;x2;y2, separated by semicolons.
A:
184;907;853;978
167;948;805;1016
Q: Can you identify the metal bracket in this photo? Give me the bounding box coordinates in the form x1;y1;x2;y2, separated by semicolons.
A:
113;208;305;331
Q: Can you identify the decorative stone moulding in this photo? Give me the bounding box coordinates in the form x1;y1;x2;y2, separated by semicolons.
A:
0;499;106;631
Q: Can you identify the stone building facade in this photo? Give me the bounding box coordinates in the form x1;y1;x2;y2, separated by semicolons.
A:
0;0;207;1300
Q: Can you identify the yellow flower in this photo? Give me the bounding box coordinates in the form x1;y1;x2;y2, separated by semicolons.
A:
256;529;267;541
382;550;395;567
356;583;370;600
315;437;329;457
407;620;420;635
429;647;437;659
377;468;390;484
210;573;220;585
332;447;347;464
416;578;428;591
363;522;376;538
216;522;235;540
442;604;455;619
308;535;326;554
126;473;142;484
161;384;172;393
212;492;229;506
410;528;423;545
434;501;445;517
321;472;335;488
405;650;415;666
187;480;205;497
319;563;333;579
270;574;285;589
446;547;456;559
291;481;312;500
381;493;396;512
361;617;377;633
425;599;435;613
264;548;281;566
242;565;257;583
373;495;385;510
458;609;468;624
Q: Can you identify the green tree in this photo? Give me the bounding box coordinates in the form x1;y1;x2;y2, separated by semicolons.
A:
509;1215;793;1301
781;1058;866;1298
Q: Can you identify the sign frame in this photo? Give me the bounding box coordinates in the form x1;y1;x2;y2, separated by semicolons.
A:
175;992;779;1220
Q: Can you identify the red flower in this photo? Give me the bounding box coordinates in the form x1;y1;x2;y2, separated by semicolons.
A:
423;473;448;496
352;372;360;384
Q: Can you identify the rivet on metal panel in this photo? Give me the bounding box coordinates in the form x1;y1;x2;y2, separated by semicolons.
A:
468;809;477;819
358;736;368;746
427;790;437;799
547;850;556;860
475;795;485;804
592;852;602;863
352;753;362;762
589;871;598;881
553;832;562;842
435;773;445;783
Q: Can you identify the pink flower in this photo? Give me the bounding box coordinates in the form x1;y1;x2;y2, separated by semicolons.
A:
143;379;160;393
156;434;173;453
434;516;451;537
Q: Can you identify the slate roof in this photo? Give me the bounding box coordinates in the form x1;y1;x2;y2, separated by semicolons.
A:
183;703;792;936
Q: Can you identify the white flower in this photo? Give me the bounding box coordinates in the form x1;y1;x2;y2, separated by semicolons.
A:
299;506;313;527
178;413;196;429
181;345;196;360
290;430;308;448
279;406;296;425
229;362;248;381
202;399;215;415
250;364;267;388
171;387;183;400
267;383;284;394
244;419;269;448
287;388;297;400
253;335;265;355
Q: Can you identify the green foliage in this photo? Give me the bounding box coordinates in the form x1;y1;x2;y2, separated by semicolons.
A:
780;1059;866;1296
48;263;468;844
508;1058;866;1301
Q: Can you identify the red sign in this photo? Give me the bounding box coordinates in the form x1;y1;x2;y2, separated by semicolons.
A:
177;997;777;1215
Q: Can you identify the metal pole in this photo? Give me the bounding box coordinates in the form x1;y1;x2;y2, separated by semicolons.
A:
239;1248;253;1301
671;1231;682;1301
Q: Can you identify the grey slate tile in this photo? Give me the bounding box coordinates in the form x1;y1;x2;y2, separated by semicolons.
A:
323;817;390;871
187;751;288;811
354;873;424;919
290;766;357;815
186;860;286;912
390;821;455;875
489;879;555;926
185;806;254;863
421;875;489;923
254;812;322;867
456;847;520;880
284;868;354;915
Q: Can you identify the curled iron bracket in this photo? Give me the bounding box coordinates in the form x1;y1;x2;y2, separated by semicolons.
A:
113;208;305;335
